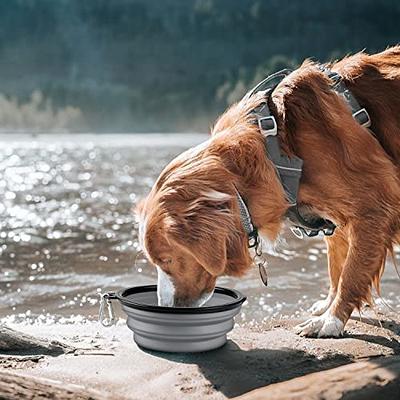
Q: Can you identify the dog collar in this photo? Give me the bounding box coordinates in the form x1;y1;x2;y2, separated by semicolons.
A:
235;187;269;286
235;188;258;248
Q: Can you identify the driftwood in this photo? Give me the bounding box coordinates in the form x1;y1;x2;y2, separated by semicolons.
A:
0;326;103;399
0;325;74;356
0;371;107;400
236;356;400;400
0;354;45;370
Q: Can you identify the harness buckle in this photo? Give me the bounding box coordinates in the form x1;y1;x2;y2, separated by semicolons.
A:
352;108;371;128
325;70;341;86
290;224;336;239
291;226;320;239
290;226;304;239
258;115;277;137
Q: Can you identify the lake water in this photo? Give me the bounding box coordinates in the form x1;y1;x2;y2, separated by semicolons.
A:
0;134;399;326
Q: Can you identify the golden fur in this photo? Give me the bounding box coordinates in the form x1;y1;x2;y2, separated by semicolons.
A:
138;46;400;334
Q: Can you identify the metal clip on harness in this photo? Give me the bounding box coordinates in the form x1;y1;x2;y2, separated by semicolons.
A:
290;224;335;239
99;292;117;327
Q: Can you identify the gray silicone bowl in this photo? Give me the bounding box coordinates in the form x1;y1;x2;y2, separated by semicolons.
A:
110;285;246;353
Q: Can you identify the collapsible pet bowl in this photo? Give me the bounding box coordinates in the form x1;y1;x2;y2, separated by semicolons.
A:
100;285;246;352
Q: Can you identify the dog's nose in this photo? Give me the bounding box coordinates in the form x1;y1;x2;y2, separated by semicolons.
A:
173;297;194;307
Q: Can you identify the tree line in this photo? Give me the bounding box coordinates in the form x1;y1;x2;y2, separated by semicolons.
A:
0;0;398;132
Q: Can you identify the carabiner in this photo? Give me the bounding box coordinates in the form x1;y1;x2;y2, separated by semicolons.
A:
99;292;117;327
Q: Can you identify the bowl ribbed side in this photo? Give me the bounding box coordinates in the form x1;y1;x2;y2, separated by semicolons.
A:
122;304;242;352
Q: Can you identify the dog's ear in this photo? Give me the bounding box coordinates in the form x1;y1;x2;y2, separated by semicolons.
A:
185;230;227;277
167;190;233;276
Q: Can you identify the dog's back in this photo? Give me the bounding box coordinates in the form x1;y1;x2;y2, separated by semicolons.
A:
333;46;400;165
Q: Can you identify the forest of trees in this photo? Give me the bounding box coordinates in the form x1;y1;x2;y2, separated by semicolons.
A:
0;0;399;132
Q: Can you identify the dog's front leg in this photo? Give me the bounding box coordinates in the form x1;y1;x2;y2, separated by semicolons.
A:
296;223;386;337
309;227;349;316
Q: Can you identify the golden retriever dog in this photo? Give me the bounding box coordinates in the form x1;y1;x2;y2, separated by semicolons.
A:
137;46;400;337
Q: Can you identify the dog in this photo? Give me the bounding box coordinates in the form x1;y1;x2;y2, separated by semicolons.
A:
137;46;400;337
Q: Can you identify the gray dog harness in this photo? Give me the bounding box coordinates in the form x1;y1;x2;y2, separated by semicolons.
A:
237;67;372;247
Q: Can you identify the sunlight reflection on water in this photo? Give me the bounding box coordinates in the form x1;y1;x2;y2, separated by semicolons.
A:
0;134;399;325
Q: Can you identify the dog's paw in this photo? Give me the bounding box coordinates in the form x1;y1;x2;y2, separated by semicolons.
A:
295;313;344;338
309;297;332;316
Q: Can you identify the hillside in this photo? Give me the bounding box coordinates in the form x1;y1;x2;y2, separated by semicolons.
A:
0;0;399;132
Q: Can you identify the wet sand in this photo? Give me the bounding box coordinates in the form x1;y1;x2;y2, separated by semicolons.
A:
2;309;400;399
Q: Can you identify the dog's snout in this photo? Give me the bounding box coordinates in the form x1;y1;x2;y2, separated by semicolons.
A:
173;297;193;307
173;290;214;308
156;266;175;307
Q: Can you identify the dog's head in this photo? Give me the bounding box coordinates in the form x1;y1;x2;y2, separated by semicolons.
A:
136;92;288;307
136;148;252;307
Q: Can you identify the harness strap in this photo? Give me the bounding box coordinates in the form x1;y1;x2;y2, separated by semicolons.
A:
320;66;371;128
237;66;372;247
252;98;335;239
253;102;303;206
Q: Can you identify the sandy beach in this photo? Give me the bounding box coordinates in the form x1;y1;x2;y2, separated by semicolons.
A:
1;308;399;399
